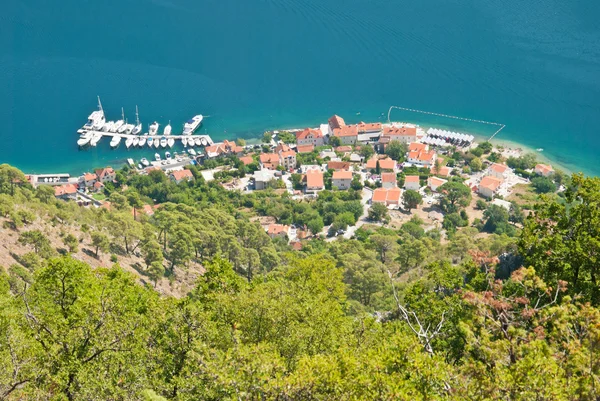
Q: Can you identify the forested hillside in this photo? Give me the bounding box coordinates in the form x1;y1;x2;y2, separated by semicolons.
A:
0;164;599;400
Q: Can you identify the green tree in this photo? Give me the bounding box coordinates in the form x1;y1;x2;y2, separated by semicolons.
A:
36;185;56;203
350;175;363;190
359;144;375;160
62;233;79;253
91;231;110;257
368;203;389;222
385;140;408;161
438;181;471;213
531;176;557;194
403;189;423;211
142;239;163;268
18;230;51;255
328;136;341;147
147;261;165;287
0;164;27;195
482;204;515;235
470;157;483;172
306;216;324;236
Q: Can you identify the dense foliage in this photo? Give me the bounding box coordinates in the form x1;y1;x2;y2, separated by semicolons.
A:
0;164;599;400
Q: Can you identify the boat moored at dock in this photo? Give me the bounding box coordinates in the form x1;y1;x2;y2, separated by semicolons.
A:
132;106;142;135
149;122;159;136
164;122;172;136
139;136;147;147
160;137;168;148
90;132;103;147
77;132;93;147
110;135;122;148
153;137;160;147
167;138;175;148
155;153;161;161
125;137;134;148
183;115;203;135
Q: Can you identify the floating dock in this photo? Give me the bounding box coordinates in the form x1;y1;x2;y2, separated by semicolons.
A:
77;130;214;147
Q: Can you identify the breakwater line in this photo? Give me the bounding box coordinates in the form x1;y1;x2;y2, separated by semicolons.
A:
387;105;506;141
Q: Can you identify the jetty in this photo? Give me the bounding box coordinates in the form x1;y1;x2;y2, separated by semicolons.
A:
76;130;214;147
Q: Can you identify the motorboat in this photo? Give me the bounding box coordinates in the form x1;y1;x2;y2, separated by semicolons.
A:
139;136;147;147
125;137;134;148
201;138;208;146
167;138;175;148
90;132;103;147
181;137;188;147
165;151;171;160
160;137;168;148
132;137;140;147
141;158;150;167
153;137;160;147
122;123;134;134
155;153;161;161
109;135;122;148
138;163;143;170
131;106;142;135
188;148;197;156
113;120;124;132
149;122;159;136
164;121;172;136
102;121;114;132
182;115;203;135
84;96;106;131
195;137;203;146
148;138;154;148
77;132;92;147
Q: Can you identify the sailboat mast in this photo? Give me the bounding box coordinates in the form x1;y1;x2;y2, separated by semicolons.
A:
135;105;140;125
97;96;104;112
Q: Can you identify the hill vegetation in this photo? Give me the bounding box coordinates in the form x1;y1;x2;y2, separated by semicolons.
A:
0;163;599;400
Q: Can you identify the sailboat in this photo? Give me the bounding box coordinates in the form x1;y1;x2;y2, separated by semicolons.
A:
164;121;172;136
115;108;126;132
181;137;188;147
125;137;134;148
139;135;147;147
110;135;122;148
132;106;142;135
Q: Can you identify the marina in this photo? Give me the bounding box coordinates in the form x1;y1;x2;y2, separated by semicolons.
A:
76;97;212;149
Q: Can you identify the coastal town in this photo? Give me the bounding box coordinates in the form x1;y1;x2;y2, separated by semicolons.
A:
29;113;558;245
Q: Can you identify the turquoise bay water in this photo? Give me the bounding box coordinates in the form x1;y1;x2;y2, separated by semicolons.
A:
1;0;599;175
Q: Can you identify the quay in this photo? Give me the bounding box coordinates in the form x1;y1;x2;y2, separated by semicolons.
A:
77;130;214;146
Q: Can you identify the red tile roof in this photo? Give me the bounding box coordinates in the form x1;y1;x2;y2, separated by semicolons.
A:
333;125;358;137
327;161;351;171
431;165;451;177
372;187;402;204
366;157;396;170
296;144;315;153
428;176;447;187
535;163;554;174
54;183;78;196
239;156;254;165
296;128;323;140
479;176;503;192
405;175;420;183
381;172;396;183
357;122;382;132
490;163;508;174
93;181;104;190
260;153;279;164
335;146;353;153
170;169;194;182
267;224;289;236
95;167;115;180
332;170;353;180
279;150;296;158
409;142;427;152
328;115;346;129
83;172;97;181
306;169;324;189
383;126;417;137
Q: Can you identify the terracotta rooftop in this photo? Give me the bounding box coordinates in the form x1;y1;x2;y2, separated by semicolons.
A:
431;165;451;177
239;156;254;165
328;115;346;129
267;224;290;236
405;175;420;183
171;169;194;181
296;144;315;153
332;170;353;180
428;176;447;187
94;167;115;180
260;153;279;164
305;169;324;189
327;161;351;171
54;183;78;196
490;163;508;174
381;172;397;183
83;172;97;181
357;122;382;132
296;128;323;140
479;176;503;192
535;163;554;174
335;146;353;153
366;157;396;170
409;142;428;152
279;150;296;158
383;126;417;137
372;187;402;204
333;125;358;137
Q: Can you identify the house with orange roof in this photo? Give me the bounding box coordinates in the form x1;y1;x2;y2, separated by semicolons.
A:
205;144;227;158
296;128;324;147
328;115;346;130
259;153;280;170
332;170;353;190
267;224;290;239
169;169;194;184
535;163;554;177
304;169;324;194
381;126;417;144
381;172;397;189
275;143;291;153
54;183;78;200
408;142;428;153
366;157;397;172
428;176;448;192
333;125;358;145
479;176;503;198
404;175;421;191
239;156;254;166
94;167;116;183
407;148;437;167
488;163;509;180
80;172;97;188
327;161;351;171
372;187;402;206
92;181;105;193
335;145;353;153
222;140;245;156
357;122;382;134
296;144;315;153
278;149;297;171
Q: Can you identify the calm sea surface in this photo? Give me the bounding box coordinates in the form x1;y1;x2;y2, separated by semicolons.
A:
1;0;599;175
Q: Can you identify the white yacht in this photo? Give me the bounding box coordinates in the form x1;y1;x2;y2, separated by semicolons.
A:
181;137;188;147
160;137;168;148
139;136;147;147
122;123;134;134
195;137;203;146
149;122;159;136
77;132;93;147
164;121;172;136
155;153;161;161
113;120;124;132
110;135;122;148
201;138;208;146
182;115;203;135
132;106;142;135
125;137;134;148
167;138;175;148
188;148;197;156
90;132;103;147
102;121;113;132
153;137;160;147
117;108;128;133
165;151;171;160
83;96;106;131
141;158;150;167
148;137;154;148
132;137;140;147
